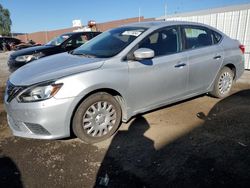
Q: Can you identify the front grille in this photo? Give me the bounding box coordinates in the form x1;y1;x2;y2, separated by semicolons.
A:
24;123;51;135
6;80;25;102
9;55;15;61
6;80;15;95
7;55;15;66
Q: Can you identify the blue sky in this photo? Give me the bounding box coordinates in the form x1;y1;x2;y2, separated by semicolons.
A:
1;0;250;33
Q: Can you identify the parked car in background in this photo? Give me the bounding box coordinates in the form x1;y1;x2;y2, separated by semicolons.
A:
4;21;245;143
13;39;41;51
0;37;22;51
7;31;101;71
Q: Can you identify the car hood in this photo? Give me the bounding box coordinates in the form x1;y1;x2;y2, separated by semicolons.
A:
11;45;55;57
9;52;106;86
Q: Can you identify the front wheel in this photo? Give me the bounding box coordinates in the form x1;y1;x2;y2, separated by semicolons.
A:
72;92;122;143
210;67;234;98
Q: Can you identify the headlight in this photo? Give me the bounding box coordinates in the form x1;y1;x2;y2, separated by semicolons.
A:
17;82;63;102
15;52;44;63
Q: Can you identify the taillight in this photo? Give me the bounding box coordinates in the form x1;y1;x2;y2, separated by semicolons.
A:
239;44;245;54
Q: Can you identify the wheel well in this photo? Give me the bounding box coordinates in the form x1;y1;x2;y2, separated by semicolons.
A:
69;88;127;137
225;64;236;79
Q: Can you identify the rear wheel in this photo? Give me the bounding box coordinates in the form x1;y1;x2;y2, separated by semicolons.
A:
210;67;234;98
72;92;122;143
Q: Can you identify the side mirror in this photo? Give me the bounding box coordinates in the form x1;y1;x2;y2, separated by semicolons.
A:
134;48;155;60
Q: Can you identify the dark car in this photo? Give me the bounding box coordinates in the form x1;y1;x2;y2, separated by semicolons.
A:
8;31;101;71
0;37;22;51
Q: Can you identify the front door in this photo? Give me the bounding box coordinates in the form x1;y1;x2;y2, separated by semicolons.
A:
127;26;189;111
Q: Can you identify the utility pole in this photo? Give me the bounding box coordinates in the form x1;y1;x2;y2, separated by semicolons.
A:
45;29;48;43
139;7;141;22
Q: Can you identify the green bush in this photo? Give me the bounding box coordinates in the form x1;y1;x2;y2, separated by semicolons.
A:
0;4;12;36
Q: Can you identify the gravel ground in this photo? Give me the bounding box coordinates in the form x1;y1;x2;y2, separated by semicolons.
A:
0;51;11;87
0;52;250;188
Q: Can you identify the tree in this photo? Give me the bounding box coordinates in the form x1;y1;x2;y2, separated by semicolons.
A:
0;4;12;36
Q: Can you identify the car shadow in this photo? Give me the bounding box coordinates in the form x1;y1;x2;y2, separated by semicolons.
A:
95;89;250;187
94;116;154;187
0;154;23;187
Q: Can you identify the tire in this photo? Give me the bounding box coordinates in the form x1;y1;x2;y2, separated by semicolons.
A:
72;92;122;143
210;67;234;98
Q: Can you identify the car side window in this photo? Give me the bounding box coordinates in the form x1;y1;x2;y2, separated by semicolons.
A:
92;32;101;37
139;27;179;57
212;31;222;44
77;34;89;45
65;35;85;48
183;27;212;50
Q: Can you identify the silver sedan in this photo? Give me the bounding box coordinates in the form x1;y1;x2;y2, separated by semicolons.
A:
4;21;245;143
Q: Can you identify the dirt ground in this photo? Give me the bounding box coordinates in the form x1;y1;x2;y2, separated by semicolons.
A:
0;52;250;188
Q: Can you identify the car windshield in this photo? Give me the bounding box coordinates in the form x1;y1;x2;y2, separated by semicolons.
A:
46;34;72;46
72;27;147;58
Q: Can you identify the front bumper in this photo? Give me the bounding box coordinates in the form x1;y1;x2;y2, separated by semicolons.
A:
4;95;76;139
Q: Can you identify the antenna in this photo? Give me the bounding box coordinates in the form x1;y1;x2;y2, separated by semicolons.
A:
164;2;167;21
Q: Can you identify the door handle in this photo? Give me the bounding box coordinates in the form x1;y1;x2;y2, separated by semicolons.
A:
174;63;186;68
213;55;221;60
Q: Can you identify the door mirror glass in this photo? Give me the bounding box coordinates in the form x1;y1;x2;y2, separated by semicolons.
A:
134;48;155;60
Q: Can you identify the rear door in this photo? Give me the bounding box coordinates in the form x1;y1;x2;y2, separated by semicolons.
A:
182;26;223;93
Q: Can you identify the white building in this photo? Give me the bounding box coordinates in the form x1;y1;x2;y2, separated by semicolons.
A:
157;3;250;69
72;20;82;27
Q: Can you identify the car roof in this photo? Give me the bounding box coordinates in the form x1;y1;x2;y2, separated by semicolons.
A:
122;21;224;36
0;37;20;40
123;20;216;30
0;36;18;39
